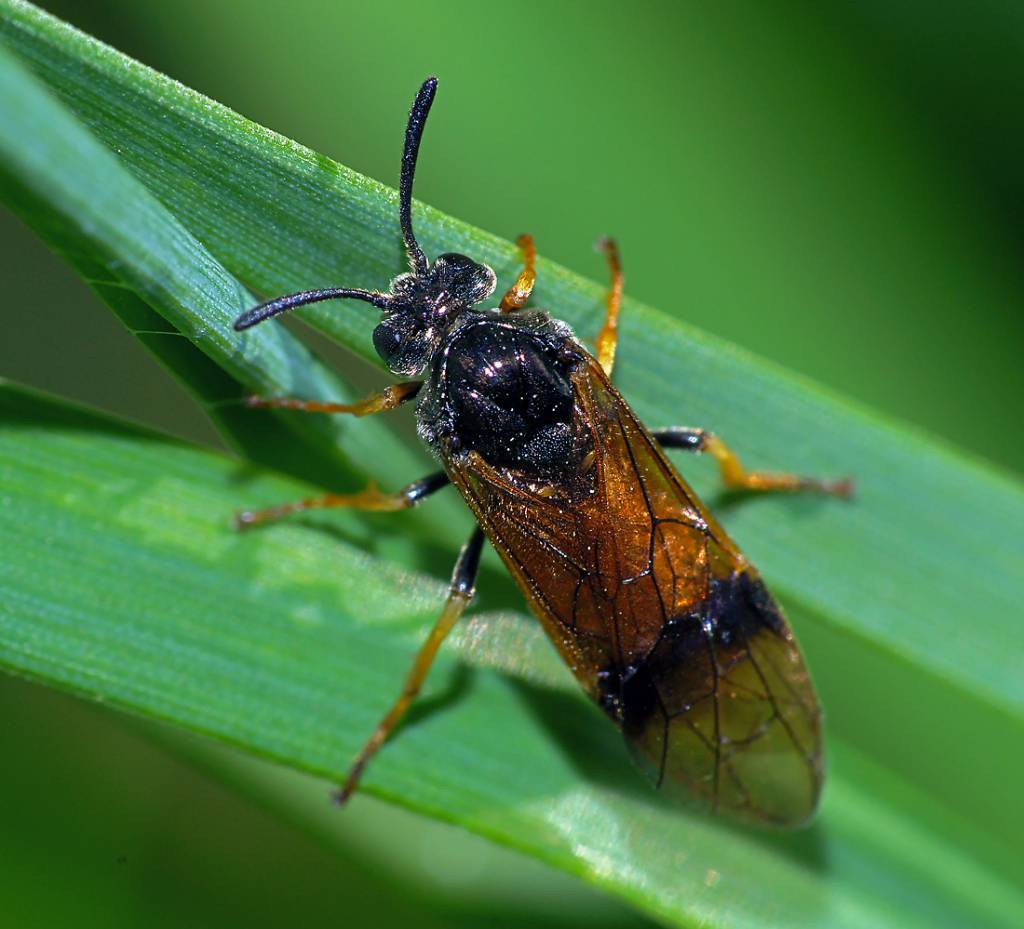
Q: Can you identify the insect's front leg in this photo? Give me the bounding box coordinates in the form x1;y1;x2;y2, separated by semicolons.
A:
245;380;422;417
235;471;449;528
653;427;853;497
595;237;623;376
334;525;485;804
499;234;537;312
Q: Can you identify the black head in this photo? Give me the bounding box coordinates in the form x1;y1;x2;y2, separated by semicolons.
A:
233;77;496;376
372;251;495;375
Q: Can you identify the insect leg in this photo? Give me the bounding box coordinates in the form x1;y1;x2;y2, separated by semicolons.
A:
235;471;450;529
245;381;422;417
499;234;537;312
652;428;853;497
595;237;623;376
334;525;485;804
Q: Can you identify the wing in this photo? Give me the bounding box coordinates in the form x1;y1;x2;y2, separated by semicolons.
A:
619;567;823;825
445;351;822;825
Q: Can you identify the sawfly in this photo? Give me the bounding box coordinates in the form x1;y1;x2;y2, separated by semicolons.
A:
233;77;851;826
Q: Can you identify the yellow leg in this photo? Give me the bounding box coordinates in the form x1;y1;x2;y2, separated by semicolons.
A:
245;381;421;417
595;237;623;376
499;234;537;312
234;472;449;529
334;527;485;804
653;428;853;497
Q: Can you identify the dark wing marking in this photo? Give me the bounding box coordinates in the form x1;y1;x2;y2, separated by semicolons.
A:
445;350;822;825
622;569;823;825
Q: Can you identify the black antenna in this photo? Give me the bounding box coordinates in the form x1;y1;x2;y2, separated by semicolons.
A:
233;288;393;331
400;77;438;276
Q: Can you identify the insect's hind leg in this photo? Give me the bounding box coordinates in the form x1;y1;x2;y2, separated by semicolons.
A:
595;237;623;376
334;526;485;804
245;381;422;417
235;471;450;529
499;234;537;312
653;427;852;497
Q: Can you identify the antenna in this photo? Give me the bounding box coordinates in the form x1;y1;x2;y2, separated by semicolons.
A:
399;77;438;276
233;288;393;331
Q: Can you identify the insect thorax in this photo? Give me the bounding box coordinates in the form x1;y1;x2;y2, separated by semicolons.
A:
416;310;585;475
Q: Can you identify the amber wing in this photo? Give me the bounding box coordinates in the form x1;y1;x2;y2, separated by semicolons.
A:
445;352;823;825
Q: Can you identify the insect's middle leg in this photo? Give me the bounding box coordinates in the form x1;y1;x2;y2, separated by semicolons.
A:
653;427;852;497
499;234;537;312
595;237;623;376
235;471;450;528
245;381;422;417
334;525;485;804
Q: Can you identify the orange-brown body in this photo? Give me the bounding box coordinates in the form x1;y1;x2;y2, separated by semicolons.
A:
447;351;822;825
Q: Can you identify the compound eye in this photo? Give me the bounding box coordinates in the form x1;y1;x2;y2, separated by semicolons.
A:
372;315;409;363
372;314;431;376
372;318;398;356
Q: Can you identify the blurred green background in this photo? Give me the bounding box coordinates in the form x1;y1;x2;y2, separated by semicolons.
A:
2;0;1022;926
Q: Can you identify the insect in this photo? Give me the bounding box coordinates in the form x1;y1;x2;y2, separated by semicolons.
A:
233;77;851;827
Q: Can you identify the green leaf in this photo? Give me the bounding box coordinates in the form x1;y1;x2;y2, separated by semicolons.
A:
0;3;1023;927
0;0;470;558
3;382;1021;929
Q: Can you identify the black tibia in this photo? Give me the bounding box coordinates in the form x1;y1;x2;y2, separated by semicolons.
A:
451;525;485;596
651;427;706;451
403;471;452;506
334;524;484;805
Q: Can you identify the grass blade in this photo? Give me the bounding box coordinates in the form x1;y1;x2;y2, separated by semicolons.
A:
2;382;1021;929
2;0;1021;727
0;4;1022;926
